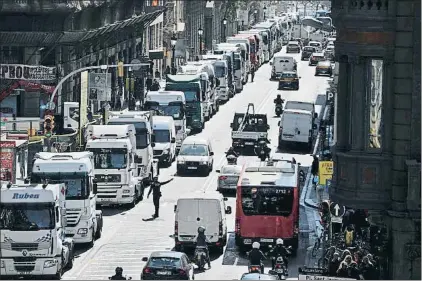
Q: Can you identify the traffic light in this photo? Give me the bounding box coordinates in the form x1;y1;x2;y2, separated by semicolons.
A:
44;115;54;138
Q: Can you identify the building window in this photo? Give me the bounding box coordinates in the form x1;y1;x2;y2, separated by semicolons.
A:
367;59;384;150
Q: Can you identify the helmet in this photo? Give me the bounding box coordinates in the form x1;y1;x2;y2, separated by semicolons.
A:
252;242;260;249
198;226;205;233
277;94;281;98
153;176;159;182
276;238;284;245
115;267;123;274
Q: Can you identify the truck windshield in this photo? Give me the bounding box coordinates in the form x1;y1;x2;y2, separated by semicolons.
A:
154;129;170;143
145;104;183;120
241;186;294;216
89;148;128;169
30;173;89;200
0;203;55;231
108;121;149;149
214;65;226;78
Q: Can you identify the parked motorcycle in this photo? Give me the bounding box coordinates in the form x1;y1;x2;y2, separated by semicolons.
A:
194;246;208;270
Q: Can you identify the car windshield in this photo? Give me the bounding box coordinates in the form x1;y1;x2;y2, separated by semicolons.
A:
89;148;128;169
281;73;297;78
288;43;298;47
221;165;242;174
0;204;55;231
149;257;181;268
312;55;325;61
241;186;294;216
154;129;170;143
179;144;208;156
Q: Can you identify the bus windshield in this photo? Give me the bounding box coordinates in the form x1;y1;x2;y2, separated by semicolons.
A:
241;186;294;216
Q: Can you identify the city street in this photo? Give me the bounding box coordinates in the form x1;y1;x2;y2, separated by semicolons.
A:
63;49;331;280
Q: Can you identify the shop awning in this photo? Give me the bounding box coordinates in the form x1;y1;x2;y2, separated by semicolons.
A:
0;9;164;46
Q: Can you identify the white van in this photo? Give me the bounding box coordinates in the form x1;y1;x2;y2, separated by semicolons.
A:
173;193;232;253
278;109;318;150
270;55;297;80
308;41;323;52
152;116;177;165
176;136;214;175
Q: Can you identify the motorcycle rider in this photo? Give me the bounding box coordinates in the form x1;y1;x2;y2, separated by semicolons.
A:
273;94;284;105
248;242;267;273
110;267;126;280
269;239;290;272
196;226;211;269
255;138;271;161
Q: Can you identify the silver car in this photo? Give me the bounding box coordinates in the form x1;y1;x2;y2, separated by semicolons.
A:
216;165;242;192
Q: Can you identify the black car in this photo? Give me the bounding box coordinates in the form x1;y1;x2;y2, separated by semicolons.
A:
286;41;300;53
301;46;316;60
278;71;300;90
141;251;194;280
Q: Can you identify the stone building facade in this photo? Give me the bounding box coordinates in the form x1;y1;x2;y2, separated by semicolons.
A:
0;0;164;115
330;0;421;279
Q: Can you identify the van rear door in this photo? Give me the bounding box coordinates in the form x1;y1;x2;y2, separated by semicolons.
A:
198;199;221;243
177;199;199;242
281;112;312;143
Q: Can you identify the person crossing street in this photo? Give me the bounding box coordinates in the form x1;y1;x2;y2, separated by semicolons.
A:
147;176;174;218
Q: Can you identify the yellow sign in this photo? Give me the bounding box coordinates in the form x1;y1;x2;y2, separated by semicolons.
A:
79;71;88;145
319;161;333;185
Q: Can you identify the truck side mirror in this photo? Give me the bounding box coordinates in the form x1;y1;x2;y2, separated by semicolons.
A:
93;183;98;194
210;151;214;156
171;137;176;143
151;142;156;148
174;205;177;213
225;206;232;214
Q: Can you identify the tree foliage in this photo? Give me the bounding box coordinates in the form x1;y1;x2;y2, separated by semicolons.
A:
225;0;250;20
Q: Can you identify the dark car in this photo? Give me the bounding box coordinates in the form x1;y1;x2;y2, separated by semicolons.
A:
301;46;316;60
141;251;194;280
286;41;300;53
241;273;279;280
315;61;333;76
309;53;326;66
278;71;300;90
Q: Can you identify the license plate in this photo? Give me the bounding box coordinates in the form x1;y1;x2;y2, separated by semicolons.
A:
260;238;273;243
243;239;252;244
277;269;285;273
19;272;31;275
157;271;171;275
244;142;254;145
65;230;74;235
187;166;198;170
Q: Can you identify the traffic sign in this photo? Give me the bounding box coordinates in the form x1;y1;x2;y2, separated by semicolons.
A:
330;202;345;218
45;102;56;111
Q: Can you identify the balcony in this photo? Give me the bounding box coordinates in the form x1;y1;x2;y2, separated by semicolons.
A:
0;0;107;14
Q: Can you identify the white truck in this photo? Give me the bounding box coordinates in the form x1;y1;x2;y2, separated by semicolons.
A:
225;38;251;80
85;124;143;207
63;102;79;129
0;183;74;279
145;90;189;152
214;44;245;93
31;152;103;246
107;111;159;185
203;55;231;102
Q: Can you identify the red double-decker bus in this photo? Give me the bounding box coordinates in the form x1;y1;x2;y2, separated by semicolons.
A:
235;159;300;252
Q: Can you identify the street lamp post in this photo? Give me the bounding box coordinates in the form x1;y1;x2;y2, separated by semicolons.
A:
263;6;267;21
198;27;203;56
170;34;177;75
222;18;227;42
241;20;245;30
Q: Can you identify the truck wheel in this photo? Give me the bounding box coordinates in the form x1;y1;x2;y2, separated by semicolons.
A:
66;250;74;269
88;230;95;248
95;224;102;239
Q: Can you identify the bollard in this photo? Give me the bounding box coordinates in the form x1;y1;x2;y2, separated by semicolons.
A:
12;114;16;131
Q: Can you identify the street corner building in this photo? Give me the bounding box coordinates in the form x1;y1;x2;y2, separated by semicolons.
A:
0;0;185;117
330;0;421;279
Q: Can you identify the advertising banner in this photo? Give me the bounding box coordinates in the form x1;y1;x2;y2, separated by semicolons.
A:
88;73;111;101
79;71;88;144
0;64;57;81
318;161;333;185
0;141;16;182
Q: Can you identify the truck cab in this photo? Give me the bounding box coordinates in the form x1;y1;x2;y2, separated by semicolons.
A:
63;102;80;129
203;55;230;102
152;116;177;165
0;183;74;279
106;111;158;185
31;152;103;246
215;43;246;91
85;124;143;207
144;90;188;152
214;46;241;94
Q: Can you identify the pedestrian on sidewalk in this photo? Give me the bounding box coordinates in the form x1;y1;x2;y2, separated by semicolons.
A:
311;155;319;190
